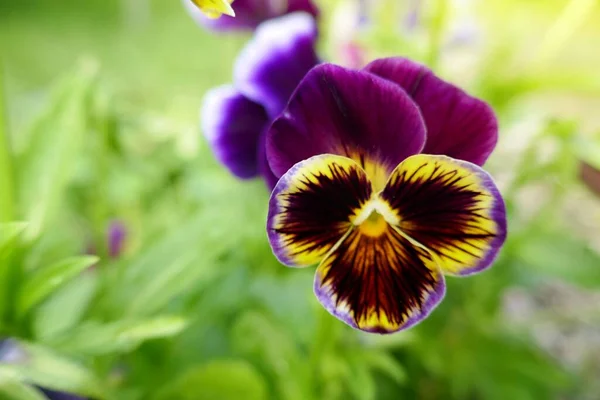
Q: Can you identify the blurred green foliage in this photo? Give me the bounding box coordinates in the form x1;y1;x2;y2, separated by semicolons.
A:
1;0;600;399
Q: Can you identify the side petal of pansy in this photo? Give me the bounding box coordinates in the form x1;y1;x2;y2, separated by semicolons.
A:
234;12;320;118
267;63;426;189
365;57;498;166
381;154;507;276
201;85;268;179
315;224;445;334
267;154;373;267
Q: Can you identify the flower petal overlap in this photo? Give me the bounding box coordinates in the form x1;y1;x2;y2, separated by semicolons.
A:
201;13;319;184
267;64;426;189
365;57;498;166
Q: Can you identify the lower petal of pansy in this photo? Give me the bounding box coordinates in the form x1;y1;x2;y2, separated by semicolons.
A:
267;154;373;267
314;222;445;334
381;154;507;276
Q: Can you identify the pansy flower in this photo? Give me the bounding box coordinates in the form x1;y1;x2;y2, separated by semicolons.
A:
266;58;507;333
202;12;319;187
187;0;319;31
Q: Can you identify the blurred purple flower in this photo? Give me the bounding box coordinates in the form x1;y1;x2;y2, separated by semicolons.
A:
0;340;86;400
107;220;127;259
185;0;319;31
40;389;86;400
201;12;320;188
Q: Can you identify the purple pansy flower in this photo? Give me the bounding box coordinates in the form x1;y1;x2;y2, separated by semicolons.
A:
201;12;319;188
186;0;319;31
265;58;507;334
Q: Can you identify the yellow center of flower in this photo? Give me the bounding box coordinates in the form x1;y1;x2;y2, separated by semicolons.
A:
358;211;388;237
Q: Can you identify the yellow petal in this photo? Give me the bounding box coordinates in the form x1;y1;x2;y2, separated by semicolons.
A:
191;0;235;18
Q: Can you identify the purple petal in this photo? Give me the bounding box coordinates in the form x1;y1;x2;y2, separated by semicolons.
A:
365;57;498;166
234;12;320;118
257;131;279;189
107;220;127;259
186;0;319;31
201;86;269;179
266;63;426;180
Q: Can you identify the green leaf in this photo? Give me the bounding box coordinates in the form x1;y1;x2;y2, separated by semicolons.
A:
0;67;16;223
154;360;268;400
362;350;407;385
17;255;98;316
33;270;98;340
516;229;600;288
17;61;98;240
0;369;46;400
344;352;376;400
0;341;106;399
231;311;314;400
0;222;28;258
53;316;188;356
573;135;600;170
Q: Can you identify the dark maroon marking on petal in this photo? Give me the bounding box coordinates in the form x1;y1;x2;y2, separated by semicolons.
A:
365;57;498;166
267;63;426;179
268;155;373;266
381;155;507;275
314;225;444;334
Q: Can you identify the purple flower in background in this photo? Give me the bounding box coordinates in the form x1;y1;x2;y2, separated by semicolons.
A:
107;220;127;259
265;58;507;333
0;340;86;400
202;12;319;187
185;0;319;31
40;389;86;400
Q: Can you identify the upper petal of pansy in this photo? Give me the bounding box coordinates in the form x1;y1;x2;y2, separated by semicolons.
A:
365;57;498;166
267;154;373;267
314;223;445;334
234;12;320;118
380;154;507;276
267;64;426;188
201;85;268;179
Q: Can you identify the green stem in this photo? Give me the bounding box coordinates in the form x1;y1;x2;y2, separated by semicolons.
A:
0;62;15;222
309;306;337;397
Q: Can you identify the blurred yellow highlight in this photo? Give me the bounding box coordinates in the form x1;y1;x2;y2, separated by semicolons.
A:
191;0;235;19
